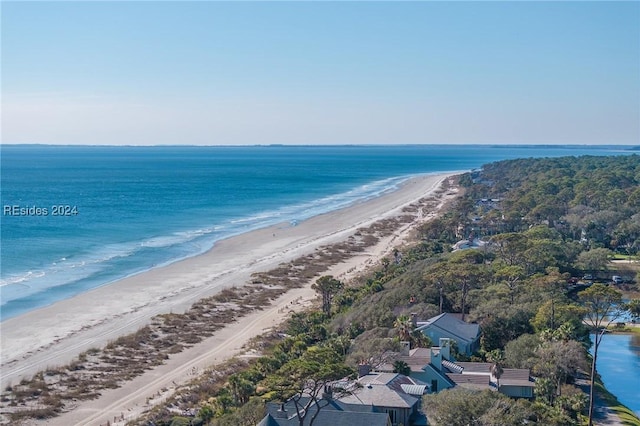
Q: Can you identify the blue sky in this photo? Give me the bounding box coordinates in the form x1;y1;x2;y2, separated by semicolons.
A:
2;1;639;145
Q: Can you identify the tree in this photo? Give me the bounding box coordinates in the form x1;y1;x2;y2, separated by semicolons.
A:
312;275;343;316
393;315;412;341
238;397;267;425
532;339;587;402
504;333;539;369
486;349;505;389
446;250;487;321
578;284;624;426
490;233;529;266
410;329;433;348
627;299;640;322
531;300;586;335
264;346;354;426
228;373;255;406
534;377;556;406
494;264;526;304
478;397;537;425
522;239;563;275
555;385;589;423
326;334;351;357
197;405;214;423
209;388;234;417
530;268;579;333
346;328;400;367
576;248;613;274
393;360;411;376
423;388;516;426
213;397;267;426
169;417;191;426
479;309;534;352
423;262;449;314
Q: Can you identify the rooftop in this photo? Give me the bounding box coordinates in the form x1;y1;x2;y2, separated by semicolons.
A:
441;360;534;389
414;313;480;342
338;372;427;409
261;398;389;426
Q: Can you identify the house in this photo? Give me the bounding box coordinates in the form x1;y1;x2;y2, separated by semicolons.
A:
418;338;534;398
414;313;481;356
258;398;391;426
258;371;428;426
452;238;487;251
337;371;429;426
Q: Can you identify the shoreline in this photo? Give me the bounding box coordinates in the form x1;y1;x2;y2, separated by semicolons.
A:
0;172;459;390
591;332;640;423
0;172;438;322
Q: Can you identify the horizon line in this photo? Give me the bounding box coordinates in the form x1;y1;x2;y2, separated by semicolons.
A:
2;143;639;149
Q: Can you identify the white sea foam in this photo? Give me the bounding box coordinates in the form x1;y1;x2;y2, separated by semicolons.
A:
0;174;418;318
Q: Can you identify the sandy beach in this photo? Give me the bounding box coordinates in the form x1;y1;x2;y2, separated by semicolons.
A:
0;172;459;425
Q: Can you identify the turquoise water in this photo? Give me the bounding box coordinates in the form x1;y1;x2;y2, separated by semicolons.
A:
592;333;640;417
0;144;633;320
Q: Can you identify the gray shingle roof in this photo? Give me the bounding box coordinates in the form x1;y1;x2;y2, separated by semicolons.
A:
257;414;281;426
261;400;389;426
338;372;425;409
414;313;480;343
446;373;491;388
339;383;418;408
501;369;532;381
441;360;533;391
258;410;390;426
455;362;492;373
500;369;534;387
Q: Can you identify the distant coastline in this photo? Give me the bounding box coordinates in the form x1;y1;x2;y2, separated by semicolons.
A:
2;142;639;149
3;144;632;321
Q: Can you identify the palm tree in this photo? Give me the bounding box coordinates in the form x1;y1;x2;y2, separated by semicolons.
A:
487;349;505;390
393;360;411;376
491;362;504;390
393;315;412;341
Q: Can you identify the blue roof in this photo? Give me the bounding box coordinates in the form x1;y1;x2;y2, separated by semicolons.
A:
261;401;389;426
415;313;480;343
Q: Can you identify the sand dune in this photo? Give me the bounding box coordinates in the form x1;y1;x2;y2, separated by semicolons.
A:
0;172;459;425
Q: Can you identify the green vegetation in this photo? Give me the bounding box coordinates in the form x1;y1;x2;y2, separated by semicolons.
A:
0;195;426;423
311;275;343;316
424;389;535;426
628;299;640;322
134;155;640;425
9;156;639;425
593;379;640;426
579;284;626;425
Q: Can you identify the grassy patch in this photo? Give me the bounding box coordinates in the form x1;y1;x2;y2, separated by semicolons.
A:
607;324;640;335
594;380;640;426
611;326;640;335
612;254;638;261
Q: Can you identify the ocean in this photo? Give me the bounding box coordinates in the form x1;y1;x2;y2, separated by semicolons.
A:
0;144;633;321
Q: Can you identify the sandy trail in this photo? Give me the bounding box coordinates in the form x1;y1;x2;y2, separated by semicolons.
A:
0;173;459;425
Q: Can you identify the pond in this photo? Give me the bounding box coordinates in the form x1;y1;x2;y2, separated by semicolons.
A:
591;333;640;417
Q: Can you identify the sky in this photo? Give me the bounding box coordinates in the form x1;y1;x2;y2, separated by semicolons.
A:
1;1;639;146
